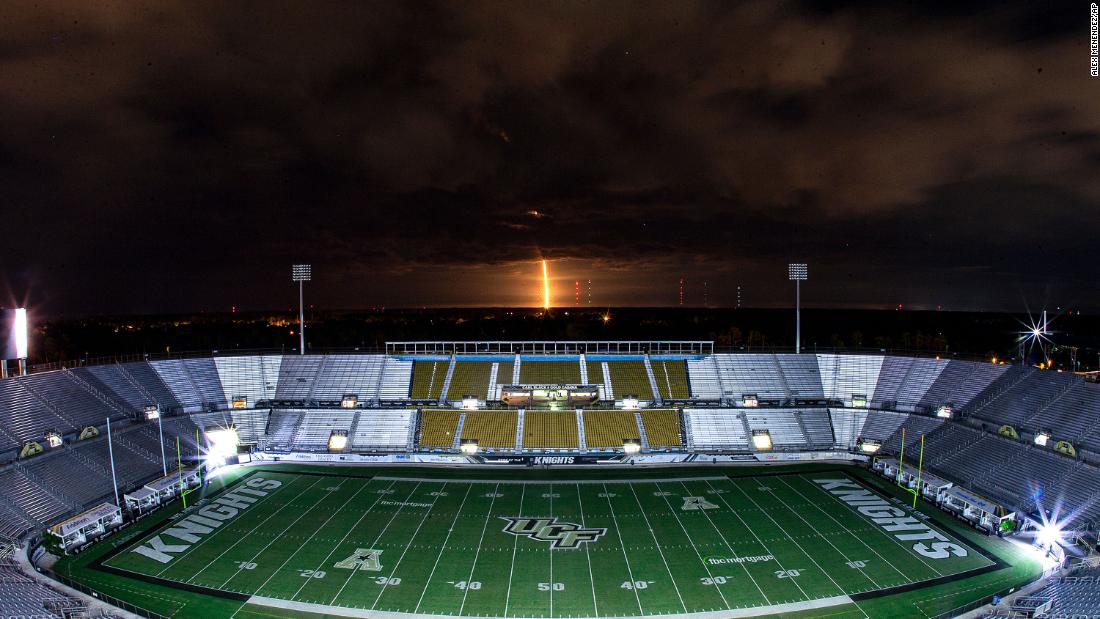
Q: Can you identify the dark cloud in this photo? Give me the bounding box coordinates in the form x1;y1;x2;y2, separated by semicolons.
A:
0;0;1097;314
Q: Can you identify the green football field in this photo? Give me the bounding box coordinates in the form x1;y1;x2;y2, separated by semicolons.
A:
58;464;1042;619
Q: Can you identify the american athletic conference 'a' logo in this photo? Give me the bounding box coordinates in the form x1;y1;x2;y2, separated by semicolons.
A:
501;517;606;548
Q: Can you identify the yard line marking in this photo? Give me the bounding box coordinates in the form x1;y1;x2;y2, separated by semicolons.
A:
724;478;857;610
549;484;555;618
458;483;500;616
625;483;688;613
180;477;321;584
756;477;882;590
775;476;908;583
245;593;856;619
701;479;812;601
369;482;451;610
795;473;946;578
328;481;425;605
249;478;373;597
600;483;644;616
150;473;312;578
651;481;732;610
674;481;772;605
414;484;474;613
372;476;728;484
574;483;599;617
287;478;399;602
217;479;347;589
502;484;526;618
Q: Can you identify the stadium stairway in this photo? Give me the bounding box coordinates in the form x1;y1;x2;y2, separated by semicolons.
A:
643;356;663;404
438;356;457;404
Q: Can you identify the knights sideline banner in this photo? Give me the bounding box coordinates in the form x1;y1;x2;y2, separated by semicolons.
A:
477;454;624;465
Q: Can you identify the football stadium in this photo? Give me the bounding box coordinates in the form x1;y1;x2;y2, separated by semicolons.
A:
0;341;1098;619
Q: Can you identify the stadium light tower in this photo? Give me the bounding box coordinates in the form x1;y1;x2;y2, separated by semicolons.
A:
788;263;808;353
292;264;311;355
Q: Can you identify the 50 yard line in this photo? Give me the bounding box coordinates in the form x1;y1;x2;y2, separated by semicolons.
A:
502;484;527;617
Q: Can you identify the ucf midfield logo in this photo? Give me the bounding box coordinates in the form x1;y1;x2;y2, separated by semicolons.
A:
501;517;606;548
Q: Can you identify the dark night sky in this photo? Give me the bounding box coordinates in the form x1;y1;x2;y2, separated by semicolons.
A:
1;1;1098;315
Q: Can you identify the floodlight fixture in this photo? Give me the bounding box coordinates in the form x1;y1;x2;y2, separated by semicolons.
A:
623;438;642;455
742;394;759;408
1036;522;1064;550
460;439;479;455
788;264;807;353
461;395;480;410
936;405;954;419
328;430;348;452
14;308;28;360
341;394;358;409
621;395;640;410
206;427;240;465
44;430;63;448
751;429;773;450
858;438;881;454
1034;432;1050;447
143;405;161;421
291;264;311;355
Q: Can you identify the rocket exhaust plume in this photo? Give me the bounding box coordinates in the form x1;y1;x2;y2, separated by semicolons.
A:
542;259;551;310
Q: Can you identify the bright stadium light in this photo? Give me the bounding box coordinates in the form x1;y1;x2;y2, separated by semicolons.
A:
1034;432;1050;447
292;264;311;355
328;430;348;452
14;308;28;360
621;395;640;410
1016;309;1053;365
461;395;480;410
936;405;954;419
858;438;882;454
623;439;642;455
206;427;239;465
752;430;773;450
1036;522;1064;549
788;264;807;354
460;439;479;455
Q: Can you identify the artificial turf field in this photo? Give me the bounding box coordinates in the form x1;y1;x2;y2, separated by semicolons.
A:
57;464;1042;619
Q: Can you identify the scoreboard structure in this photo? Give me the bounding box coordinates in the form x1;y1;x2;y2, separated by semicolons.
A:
0;307;28;377
500;384;600;407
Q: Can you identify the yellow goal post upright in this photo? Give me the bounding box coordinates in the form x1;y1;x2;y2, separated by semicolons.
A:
177;428;203;509
896;427;927;509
